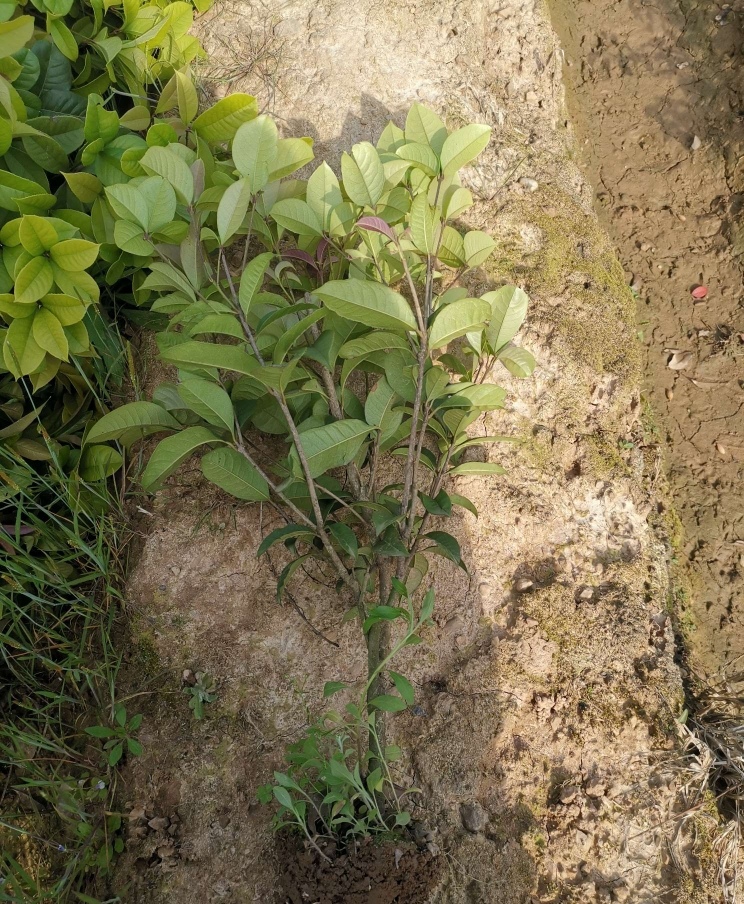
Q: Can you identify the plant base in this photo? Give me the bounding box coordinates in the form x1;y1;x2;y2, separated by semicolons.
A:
276;832;442;904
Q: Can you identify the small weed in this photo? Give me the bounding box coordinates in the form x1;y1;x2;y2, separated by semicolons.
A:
183;671;218;720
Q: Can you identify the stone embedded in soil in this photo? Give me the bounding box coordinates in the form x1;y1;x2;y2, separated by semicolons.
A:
460;801;489;833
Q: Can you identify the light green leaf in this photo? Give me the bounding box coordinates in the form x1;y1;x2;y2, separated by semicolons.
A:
175;70;199;124
161;341;257;377
270;198;322;237
140;146;194;205
50;239;99;272
272;308;325;363
63;172;103;204
341;142;384;208
192;94;258;143
217;177;251;244
369;694;407;713
306;162;342;231
289;418;372;478
139;177;177;233
498;344;535;378
3;315;45;377
396;142;439;177
179;376;235;434
437;383;506;411
85;402;179;445
113;219;152;256
232;114;277;193
440;123;491;177
48;18;78;61
141;426;222;491
405;103;448;155
238;251;273;315
443;185;473;219
106;183;150;229
40;293;86;325
201;446;269;501
19;216;58;255
463;230;496;268
484;286;528;352
449;461;505;476
429;297;490;349
390;671;415;705
377;120;406;154
32;308;68;360
268;137;314;181
410;192;438;254
0;15;33;58
15;257;54;304
315;280;417;334
364;377;397;427
338;332;410;359
438;225;466;267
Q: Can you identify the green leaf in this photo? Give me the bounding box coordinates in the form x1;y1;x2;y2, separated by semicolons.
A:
257;524;315;557
437;383;506;411
484;286;528;352
449;461;505;476
338;332;409;359
389;672;415;705
201;446;269;501
329;522;358;558
85;402;179;445
63;171;102;204
84;725;113;739
268;137;315;181
3;315;45;376
289;418;371;479
32;308;68;359
409;192;438;254
141;426;222;491
420;490;451;516
239;251;273;315
369;694;407;713
271;198;322;237
404;103;447;155
161;340;255;377
306;162;343;231
449;492;478;517
341;142;384;208
140;146;193;205
192;94;258;143
48;18;78;61
179;376;235;434
50;239;99;272
323;681;348;698
217;177;252;244
175;70;198;124
113;219;152;256
105;183;149;229
232;114;277;193
108;742;124;766
364;376;397;427
396;142;439;177
272;308;324;364
15;257;54;304
315;280;417;333
424;530;462;565
463;231;496;268
429;297;490;349
0;16;33;58
79;445;123;481
19;216;58;255
498;344;535;378
276;553;310;603
440;123;491;177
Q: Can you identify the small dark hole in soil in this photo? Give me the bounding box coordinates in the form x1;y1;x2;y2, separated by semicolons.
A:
276;832;442;904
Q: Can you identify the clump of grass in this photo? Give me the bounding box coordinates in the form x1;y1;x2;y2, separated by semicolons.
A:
0;444;130;902
673;671;744;903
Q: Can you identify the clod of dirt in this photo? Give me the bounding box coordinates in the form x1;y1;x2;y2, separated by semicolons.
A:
460;801;489;833
276;833;442;904
519;177;539;192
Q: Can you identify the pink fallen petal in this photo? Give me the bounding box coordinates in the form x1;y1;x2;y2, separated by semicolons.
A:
691;285;708;300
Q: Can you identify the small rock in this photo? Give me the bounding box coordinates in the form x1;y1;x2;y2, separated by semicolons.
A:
148;816;170;832
559;785;579;804
460;801;489;834
578;587;595;601
665;388;673;401
690;135;702;151
519;177;539;192
514;578;534;593
585;776;606;798
667;350;693;371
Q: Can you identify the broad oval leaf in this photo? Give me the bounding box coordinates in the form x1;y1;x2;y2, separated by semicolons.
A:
201;446;269;501
179;376;235;434
497;344;536;378
463;230;496;268
289;418;372;479
341;142;384;208
429;297;490;349
15;257;54;304
217;177;252;244
440;123;491;177
32;308;68;360
233;114;278;193
50;239;100;272
141;426;222;491
192;94;258;143
306;162;343;231
270;198;322;237
404;103;448;155
484;286;529;353
315;280;417;334
85;402;179;445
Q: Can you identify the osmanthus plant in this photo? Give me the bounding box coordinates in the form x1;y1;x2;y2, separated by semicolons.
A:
86;92;534;838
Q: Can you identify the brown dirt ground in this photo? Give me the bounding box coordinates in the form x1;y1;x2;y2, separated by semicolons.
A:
111;0;736;901
550;0;744;681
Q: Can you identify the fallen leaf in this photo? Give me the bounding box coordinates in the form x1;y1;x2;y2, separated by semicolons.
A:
667;350;694;370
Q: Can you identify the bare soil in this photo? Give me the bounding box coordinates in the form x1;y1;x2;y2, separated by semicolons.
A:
112;0;733;901
277;835;442;903
550;0;744;681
